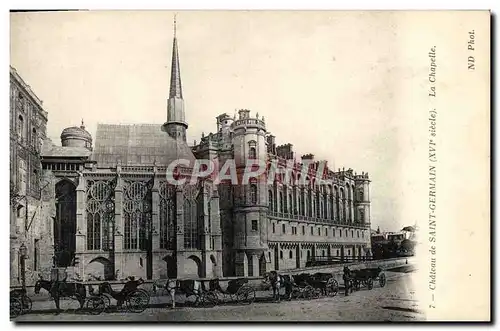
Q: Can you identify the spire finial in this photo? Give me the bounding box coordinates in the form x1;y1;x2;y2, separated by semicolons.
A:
173;13;177;38
81;118;85;129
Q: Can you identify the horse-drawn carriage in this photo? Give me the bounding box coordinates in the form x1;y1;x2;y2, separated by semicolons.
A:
30;275;150;316
95;277;150;313
290;272;339;299
208;278;257;305
346;267;387;291
264;271;339;302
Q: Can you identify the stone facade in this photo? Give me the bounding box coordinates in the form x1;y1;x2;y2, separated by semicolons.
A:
10;22;371;285
10;66;51;286
192;110;372;277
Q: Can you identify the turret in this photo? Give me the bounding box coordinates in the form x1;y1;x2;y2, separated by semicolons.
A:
60;120;93;150
354;171;371;226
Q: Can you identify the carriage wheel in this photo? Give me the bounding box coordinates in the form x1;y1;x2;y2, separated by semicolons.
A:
379;273;386;287
201;291;219;307
85;296;106;315
326;278;339;297
102;294;112;310
310;287;321;299
10;297;23;319
126;291;149;313
303;285;314;300
21;295;32;313
237;286;256;305
367;278;374;290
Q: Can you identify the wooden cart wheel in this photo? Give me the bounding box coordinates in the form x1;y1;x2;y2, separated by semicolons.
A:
201;291;219;307
379;273;386;287
326;278;339;297
236;286;256;305
21;294;32;313
10;297;23;319
126;291;149;313
85;296;106;315
311;287;322;299
367;278;374;290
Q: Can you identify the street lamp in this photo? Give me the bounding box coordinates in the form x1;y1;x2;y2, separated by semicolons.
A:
19;243;27;292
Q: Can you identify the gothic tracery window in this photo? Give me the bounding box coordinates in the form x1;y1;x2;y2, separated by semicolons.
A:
86;179;115;251
159;182;176;249
123;180;152;250
183;184;200;250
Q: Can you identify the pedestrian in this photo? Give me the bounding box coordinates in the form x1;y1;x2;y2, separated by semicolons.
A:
343;266;351;296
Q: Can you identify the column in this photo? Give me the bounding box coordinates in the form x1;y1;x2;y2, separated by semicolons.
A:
175;185;184;251
113;174;124;279
202;183;210;251
151;172;160;279
75;174;86;277
175;185;185;277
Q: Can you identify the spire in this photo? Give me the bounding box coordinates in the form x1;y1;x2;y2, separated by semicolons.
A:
163;14;188;141
169;14;182;99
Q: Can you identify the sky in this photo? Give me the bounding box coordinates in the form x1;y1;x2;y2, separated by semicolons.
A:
10;11;414;232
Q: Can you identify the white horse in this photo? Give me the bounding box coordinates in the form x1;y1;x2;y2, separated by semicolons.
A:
152;279;204;308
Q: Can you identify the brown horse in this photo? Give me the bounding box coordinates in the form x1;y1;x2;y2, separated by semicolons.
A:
34;276;86;314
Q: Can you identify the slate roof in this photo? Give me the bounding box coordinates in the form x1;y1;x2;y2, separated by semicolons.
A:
92;123;196;167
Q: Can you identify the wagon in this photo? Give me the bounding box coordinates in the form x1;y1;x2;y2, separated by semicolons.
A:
351;267;386;291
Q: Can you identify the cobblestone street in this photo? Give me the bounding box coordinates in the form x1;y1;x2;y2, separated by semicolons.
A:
13;269;423;322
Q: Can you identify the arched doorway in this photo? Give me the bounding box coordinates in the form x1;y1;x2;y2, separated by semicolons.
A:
88;257;114;280
54;180;77;267
185;255;202;278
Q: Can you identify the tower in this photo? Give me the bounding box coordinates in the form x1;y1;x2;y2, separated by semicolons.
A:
354;172;371;226
231;109;270;277
162;16;188;142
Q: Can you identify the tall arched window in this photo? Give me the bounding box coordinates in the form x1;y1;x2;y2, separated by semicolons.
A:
183;186;200;250
160;182;176;249
249;147;256;159
31;127;37;150
288;193;292;214
250;184;258;205
17;115;24;142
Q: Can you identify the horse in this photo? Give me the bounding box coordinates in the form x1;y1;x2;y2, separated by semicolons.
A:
152;279;205;308
34;276;86;314
263;271;293;302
